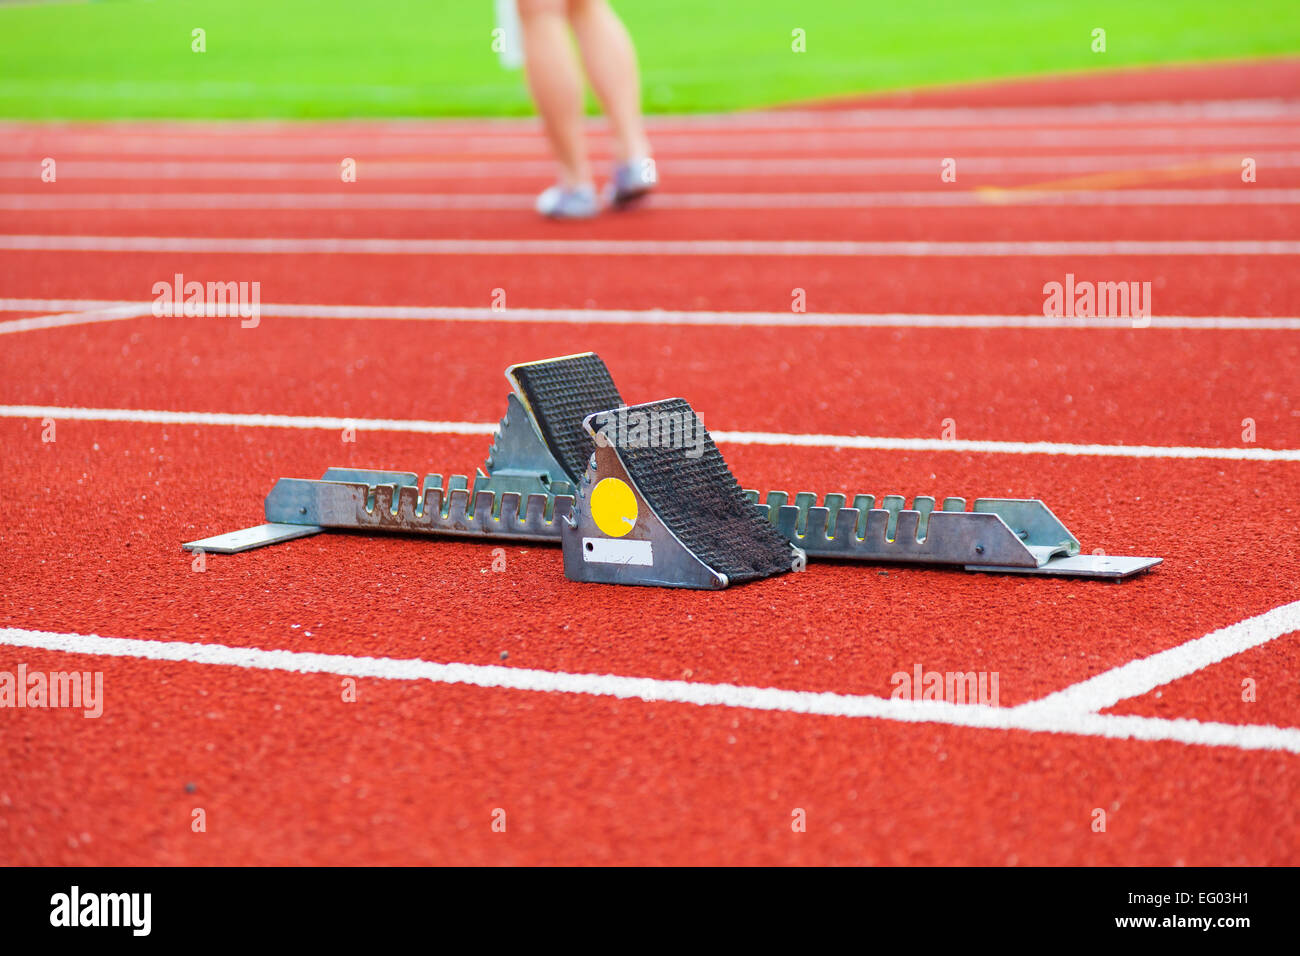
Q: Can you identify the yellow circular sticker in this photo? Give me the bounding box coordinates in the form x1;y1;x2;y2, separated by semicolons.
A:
591;478;638;538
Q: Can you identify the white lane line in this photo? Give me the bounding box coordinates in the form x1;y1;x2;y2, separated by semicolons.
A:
3;235;1298;256
2;126;1297;162
2;100;1294;136
708;431;1300;461
1;405;1296;462
0;304;153;336
3;126;1299;158
3;151;1300;180
2;625;1298;753
642;99;1300;128
3;298;1298;330
0;405;497;436
1016;601;1300;718
4;134;1298;160
3;188;1299;211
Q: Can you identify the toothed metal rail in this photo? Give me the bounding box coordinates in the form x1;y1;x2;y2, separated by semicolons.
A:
183;469;573;554
745;489;1160;578
267;470;573;539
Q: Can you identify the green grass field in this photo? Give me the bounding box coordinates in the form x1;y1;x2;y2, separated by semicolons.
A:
1;0;1297;118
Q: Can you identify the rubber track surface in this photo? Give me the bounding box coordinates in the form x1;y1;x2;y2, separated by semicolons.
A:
1;59;1298;865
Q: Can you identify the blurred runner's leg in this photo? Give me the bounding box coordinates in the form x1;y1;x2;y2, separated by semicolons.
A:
568;0;652;163
516;0;655;215
569;0;657;206
517;0;593;190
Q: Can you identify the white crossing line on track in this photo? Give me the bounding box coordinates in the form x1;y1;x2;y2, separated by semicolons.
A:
2;623;1298;753
0;303;153;336
3;235;1299;256
1015;601;1300;718
3;188;1299;211
1;404;1296;462
4;299;1298;331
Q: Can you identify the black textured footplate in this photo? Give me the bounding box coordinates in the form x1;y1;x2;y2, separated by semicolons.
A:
507;352;624;483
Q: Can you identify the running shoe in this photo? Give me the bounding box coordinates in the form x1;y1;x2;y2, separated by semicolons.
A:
606;157;657;207
535;183;599;220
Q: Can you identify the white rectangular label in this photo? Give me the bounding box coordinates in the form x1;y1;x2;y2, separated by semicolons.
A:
582;537;654;566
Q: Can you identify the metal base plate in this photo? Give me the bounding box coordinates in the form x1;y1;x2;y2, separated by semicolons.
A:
183;522;323;554
966;554;1162;579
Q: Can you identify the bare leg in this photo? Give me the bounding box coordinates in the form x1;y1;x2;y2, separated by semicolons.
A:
517;0;592;187
567;0;652;161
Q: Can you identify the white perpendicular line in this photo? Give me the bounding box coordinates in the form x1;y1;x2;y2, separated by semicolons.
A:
1015;600;1300;718
1;626;1298;754
2;298;1299;331
2;235;1300;256
0;405;1298;462
0;304;154;336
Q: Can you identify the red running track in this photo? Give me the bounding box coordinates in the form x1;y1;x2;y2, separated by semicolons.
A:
1;59;1298;865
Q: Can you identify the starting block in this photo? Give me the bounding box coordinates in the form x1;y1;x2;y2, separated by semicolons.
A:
183;352;1162;588
564;399;804;589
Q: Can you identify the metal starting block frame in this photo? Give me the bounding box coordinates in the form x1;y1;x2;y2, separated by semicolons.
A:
183;352;1162;586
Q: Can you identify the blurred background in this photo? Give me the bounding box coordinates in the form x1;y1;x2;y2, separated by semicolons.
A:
0;0;1297;119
